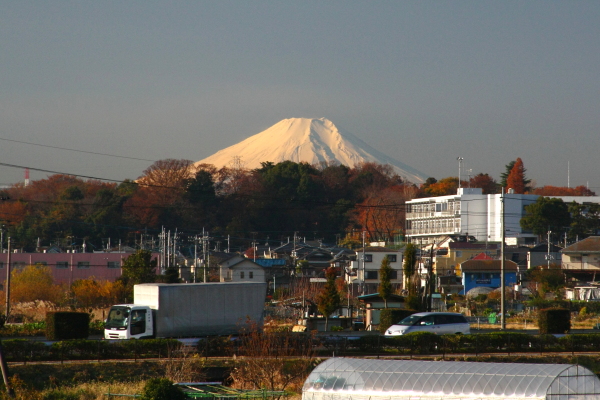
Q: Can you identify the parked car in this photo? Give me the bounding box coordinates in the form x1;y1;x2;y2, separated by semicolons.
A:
384;312;470;336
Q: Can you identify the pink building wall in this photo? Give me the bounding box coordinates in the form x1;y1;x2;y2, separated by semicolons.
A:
0;252;160;285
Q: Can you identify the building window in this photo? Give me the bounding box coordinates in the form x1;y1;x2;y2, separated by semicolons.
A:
249;271;253;279
364;254;373;262
77;262;90;269
0;262;3;269
12;262;25;270
390;270;398;279
35;261;47;266
456;251;462;258
56;262;68;269
386;254;397;262
365;270;378;280
107;261;120;269
240;271;245;279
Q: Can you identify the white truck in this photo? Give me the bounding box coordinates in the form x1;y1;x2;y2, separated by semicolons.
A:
104;282;266;339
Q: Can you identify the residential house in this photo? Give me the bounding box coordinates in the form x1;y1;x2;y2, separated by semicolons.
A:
458;259;518;295
350;246;403;294
528;242;562;269
561;236;600;279
435;242;500;277
218;254;266;283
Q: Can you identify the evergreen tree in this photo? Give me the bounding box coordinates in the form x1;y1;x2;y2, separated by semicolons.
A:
403;243;417;293
378;256;393;308
316;267;341;331
121;250;157;286
521;197;571;241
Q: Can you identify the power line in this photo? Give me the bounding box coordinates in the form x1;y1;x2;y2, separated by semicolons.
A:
0;137;156;162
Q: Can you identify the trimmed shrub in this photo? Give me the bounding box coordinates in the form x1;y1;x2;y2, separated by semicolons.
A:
538;307;570;334
379;309;417;334
140;378;186;400
46;312;90;340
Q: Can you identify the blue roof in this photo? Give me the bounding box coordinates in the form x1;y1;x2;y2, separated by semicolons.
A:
254;259;287;267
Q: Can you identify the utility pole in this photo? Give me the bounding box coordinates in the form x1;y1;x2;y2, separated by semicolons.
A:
362;231;366;294
5;238;11;319
202;228;207;283
500;189;506;330
547;230;552;268
194;235;198;283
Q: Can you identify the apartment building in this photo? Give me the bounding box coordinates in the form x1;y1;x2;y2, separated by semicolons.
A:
405;188;539;245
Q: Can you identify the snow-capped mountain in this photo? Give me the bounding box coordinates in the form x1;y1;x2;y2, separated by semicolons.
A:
195;117;426;183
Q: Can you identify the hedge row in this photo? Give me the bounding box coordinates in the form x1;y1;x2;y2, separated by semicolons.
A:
319;332;600;355
0;338;181;362
3;332;600;362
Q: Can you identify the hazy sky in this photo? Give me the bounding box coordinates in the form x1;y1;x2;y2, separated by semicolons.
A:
1;1;599;190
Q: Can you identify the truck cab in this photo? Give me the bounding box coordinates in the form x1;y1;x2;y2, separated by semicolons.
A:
104;305;154;339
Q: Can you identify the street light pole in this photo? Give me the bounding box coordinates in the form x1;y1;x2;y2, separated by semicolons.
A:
457;157;464;188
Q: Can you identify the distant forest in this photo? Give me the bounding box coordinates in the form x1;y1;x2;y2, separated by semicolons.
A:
0;158;594;252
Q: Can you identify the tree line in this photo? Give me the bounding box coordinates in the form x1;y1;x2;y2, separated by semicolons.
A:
0;157;595;251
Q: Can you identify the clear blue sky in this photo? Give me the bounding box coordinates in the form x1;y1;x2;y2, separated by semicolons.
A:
1;1;599;190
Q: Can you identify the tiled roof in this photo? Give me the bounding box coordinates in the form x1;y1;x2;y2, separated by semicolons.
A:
472;252;494;260
562;236;600;253
531;243;563;252
254;259;286;267
460;259;518;272
449;242;499;250
357;246;398;253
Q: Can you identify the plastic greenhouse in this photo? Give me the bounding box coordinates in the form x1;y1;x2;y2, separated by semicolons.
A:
303;358;600;400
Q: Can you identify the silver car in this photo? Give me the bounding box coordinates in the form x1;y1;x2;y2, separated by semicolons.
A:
384;312;470;336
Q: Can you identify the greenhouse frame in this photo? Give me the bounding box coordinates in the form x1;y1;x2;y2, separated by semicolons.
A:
303;358;600;400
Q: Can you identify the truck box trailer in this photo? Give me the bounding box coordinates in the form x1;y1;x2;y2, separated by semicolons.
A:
104;282;266;339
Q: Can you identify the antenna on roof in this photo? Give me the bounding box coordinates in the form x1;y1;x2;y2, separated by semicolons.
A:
24;168;30;187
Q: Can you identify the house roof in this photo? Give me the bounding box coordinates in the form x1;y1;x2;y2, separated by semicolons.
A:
449;242;499;250
254;259;286;268
563;236;600;254
357;246;398;253
357;293;405;302
531;242;563;252
472;252;494;260
460;259;518;272
225;258;264;270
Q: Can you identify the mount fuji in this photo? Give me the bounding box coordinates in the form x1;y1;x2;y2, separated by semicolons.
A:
195;117;426;183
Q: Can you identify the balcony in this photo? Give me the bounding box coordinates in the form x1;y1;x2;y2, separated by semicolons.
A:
406;210;460;219
406;227;460;236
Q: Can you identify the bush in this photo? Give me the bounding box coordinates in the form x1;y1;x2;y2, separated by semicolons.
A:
538;307;570;334
140;378;186;400
46;312;89;340
379;309;417;334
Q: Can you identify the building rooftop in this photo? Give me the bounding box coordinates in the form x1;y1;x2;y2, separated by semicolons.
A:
563;236;600;253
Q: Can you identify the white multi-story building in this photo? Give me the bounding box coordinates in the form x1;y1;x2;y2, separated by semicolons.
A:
405;188;539;245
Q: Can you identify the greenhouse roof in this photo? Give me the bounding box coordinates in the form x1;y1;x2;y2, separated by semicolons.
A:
302;358;600;400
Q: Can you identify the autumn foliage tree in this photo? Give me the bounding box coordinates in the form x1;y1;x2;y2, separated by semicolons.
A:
71;278;128;308
421;177;460;196
501;158;531;192
8;265;63;304
506;158;527;193
469;173;498;194
533;186;596;196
